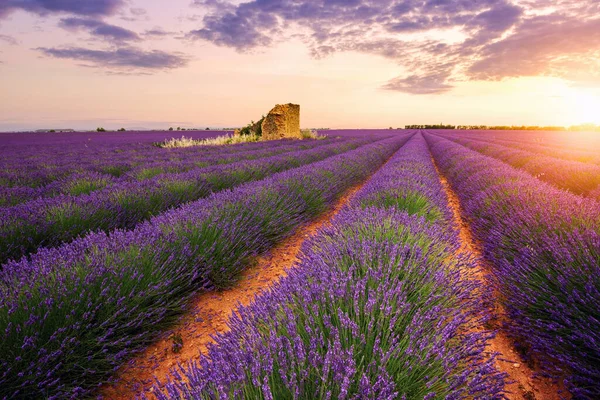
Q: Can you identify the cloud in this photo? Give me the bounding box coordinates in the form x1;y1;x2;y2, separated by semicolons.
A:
0;0;124;18
129;8;146;17
188;0;600;94
383;72;454;95
468;15;600;83
36;46;189;72
144;27;176;38
187;0;524;94
120;7;149;22
59;17;139;43
0;34;18;45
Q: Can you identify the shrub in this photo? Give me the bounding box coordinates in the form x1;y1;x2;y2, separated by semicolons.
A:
300;129;327;140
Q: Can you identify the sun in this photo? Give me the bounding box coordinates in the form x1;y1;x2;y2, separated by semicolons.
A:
568;90;600;125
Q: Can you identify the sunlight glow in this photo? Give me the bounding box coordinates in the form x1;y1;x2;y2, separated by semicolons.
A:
566;90;600;125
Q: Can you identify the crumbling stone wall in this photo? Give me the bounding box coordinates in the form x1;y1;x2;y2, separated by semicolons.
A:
261;104;301;140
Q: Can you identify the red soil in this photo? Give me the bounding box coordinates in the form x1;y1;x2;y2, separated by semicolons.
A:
434;161;566;400
98;183;365;400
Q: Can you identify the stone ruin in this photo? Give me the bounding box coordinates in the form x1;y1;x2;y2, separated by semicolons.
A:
235;103;301;140
261;103;301;140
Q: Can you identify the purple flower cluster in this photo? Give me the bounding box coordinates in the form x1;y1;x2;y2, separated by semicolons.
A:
0;137;369;264
0;131;235;189
426;133;600;398
0;135;409;399
0;136;335;206
155;134;505;399
435;132;600;200
439;130;600;165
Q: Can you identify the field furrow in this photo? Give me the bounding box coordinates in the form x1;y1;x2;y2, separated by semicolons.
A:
0;137;375;264
431;148;564;400
153;133;507;399
0;137;340;206
426;133;600;398
0;134;410;399
433;132;600;200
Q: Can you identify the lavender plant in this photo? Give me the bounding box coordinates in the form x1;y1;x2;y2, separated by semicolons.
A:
0;137;371;264
426;134;600;398
438;133;600;198
155;135;505;399
0;135;409;399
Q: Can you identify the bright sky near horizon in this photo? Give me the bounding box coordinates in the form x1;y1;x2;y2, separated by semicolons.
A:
1;0;599;131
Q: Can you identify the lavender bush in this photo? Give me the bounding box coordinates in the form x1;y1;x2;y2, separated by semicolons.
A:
0;137;371;264
436;133;600;199
0;137;338;206
426;134;600;398
155;134;505;399
0;135;409;399
439;130;600;165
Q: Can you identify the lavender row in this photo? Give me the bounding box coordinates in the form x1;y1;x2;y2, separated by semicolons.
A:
0;130;224;150
0;135;409;399
439;130;600;165
0;137;340;206
436;133;600;200
0;137;371;265
156;134;505;399
426;134;600;398
434;129;600;153
0;135;323;190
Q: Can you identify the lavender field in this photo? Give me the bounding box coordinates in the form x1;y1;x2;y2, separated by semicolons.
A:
1;129;599;400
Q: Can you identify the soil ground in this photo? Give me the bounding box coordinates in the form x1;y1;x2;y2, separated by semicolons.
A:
99;182;367;399
433;158;566;400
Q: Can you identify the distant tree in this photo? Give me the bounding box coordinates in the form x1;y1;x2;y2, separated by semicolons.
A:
49;129;56;133
169;127;174;131
177;127;181;131
205;127;210;130
96;127;106;132
118;128;126;132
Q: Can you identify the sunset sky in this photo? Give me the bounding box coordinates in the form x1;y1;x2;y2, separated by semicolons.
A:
1;0;599;131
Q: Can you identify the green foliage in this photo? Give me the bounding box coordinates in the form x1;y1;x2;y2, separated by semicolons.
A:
361;190;443;222
65;178;109;196
96;127;106;132
238;116;265;136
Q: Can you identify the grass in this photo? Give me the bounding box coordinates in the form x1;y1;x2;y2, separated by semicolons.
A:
157;130;326;149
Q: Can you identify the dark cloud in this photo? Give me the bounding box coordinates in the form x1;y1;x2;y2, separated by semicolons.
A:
189;0;600;94
0;34;18;45
36;46;189;72
59;17;139;43
0;0;124;18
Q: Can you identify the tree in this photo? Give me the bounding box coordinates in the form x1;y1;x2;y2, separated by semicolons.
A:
169;127;174;131
96;127;106;132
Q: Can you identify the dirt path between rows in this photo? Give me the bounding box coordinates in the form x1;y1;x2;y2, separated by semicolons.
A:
99;181;368;399
432;158;566;400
